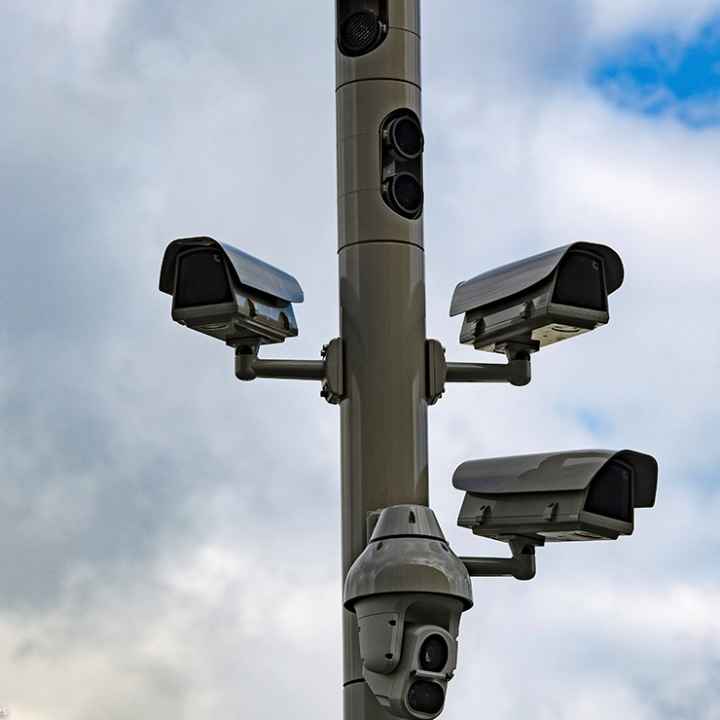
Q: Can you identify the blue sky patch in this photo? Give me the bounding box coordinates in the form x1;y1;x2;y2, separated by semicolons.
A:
591;16;720;127
575;408;613;437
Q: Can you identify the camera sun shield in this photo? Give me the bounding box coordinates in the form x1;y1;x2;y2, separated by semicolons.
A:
159;236;304;348
450;242;624;354
454;450;658;543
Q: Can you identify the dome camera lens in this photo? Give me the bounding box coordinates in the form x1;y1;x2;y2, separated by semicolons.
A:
407;680;445;715
419;634;449;672
340;11;382;56
388;173;423;218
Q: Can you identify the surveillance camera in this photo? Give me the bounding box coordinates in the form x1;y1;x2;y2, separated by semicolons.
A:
381;110;424;219
344;505;473;719
159;236;304;348
450;242;624;354
454;450;658;542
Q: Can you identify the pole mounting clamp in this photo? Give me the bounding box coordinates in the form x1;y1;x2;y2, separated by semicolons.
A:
321;338;345;405
234;339;346;406
426;338;532;405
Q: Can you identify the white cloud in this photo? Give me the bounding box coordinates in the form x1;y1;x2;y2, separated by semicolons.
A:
16;1;126;43
588;0;720;41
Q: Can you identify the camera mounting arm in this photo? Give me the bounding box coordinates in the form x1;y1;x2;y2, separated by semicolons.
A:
427;340;532;405
235;338;530;407
234;338;345;405
459;537;542;582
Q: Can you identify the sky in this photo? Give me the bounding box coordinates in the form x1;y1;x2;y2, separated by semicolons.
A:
1;2;719;719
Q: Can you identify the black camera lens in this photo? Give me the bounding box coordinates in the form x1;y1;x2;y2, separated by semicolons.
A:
419;634;448;672
340;11;382;56
387;116;424;159
407;681;445;715
175;250;232;308
386;173;423;218
552;250;607;311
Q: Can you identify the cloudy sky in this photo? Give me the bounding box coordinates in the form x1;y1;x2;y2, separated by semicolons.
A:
1;2;719;718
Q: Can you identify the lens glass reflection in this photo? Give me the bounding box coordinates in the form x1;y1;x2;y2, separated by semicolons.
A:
340;11;380;55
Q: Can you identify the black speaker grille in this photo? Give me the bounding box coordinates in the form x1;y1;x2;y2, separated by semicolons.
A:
340;11;381;55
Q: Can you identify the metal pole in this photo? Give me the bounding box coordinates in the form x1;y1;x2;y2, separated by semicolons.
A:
335;3;426;718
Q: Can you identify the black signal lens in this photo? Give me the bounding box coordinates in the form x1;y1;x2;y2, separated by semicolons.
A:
175;250;232;308
340;11;382;56
419;635;448;672
407;681;445;715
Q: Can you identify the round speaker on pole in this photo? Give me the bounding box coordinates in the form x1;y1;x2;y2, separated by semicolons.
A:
339;11;384;56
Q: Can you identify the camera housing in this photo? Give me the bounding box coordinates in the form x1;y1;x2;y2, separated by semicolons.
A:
450;242;624;354
454;450;658;542
381;109;424;219
344;505;473;719
159;236;304;348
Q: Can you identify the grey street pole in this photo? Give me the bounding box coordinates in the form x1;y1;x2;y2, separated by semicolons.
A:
335;3;427;717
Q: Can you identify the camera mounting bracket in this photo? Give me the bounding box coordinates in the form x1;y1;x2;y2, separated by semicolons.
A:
426;340;532;405
234;337;530;408
459;536;544;582
234;338;345;405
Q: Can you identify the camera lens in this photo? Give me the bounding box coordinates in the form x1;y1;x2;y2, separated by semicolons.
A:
407;681;445;715
175;249;232;308
340;11;382;56
419;634;449;672
388;116;424;159
387;173;423;218
552;250;607;311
